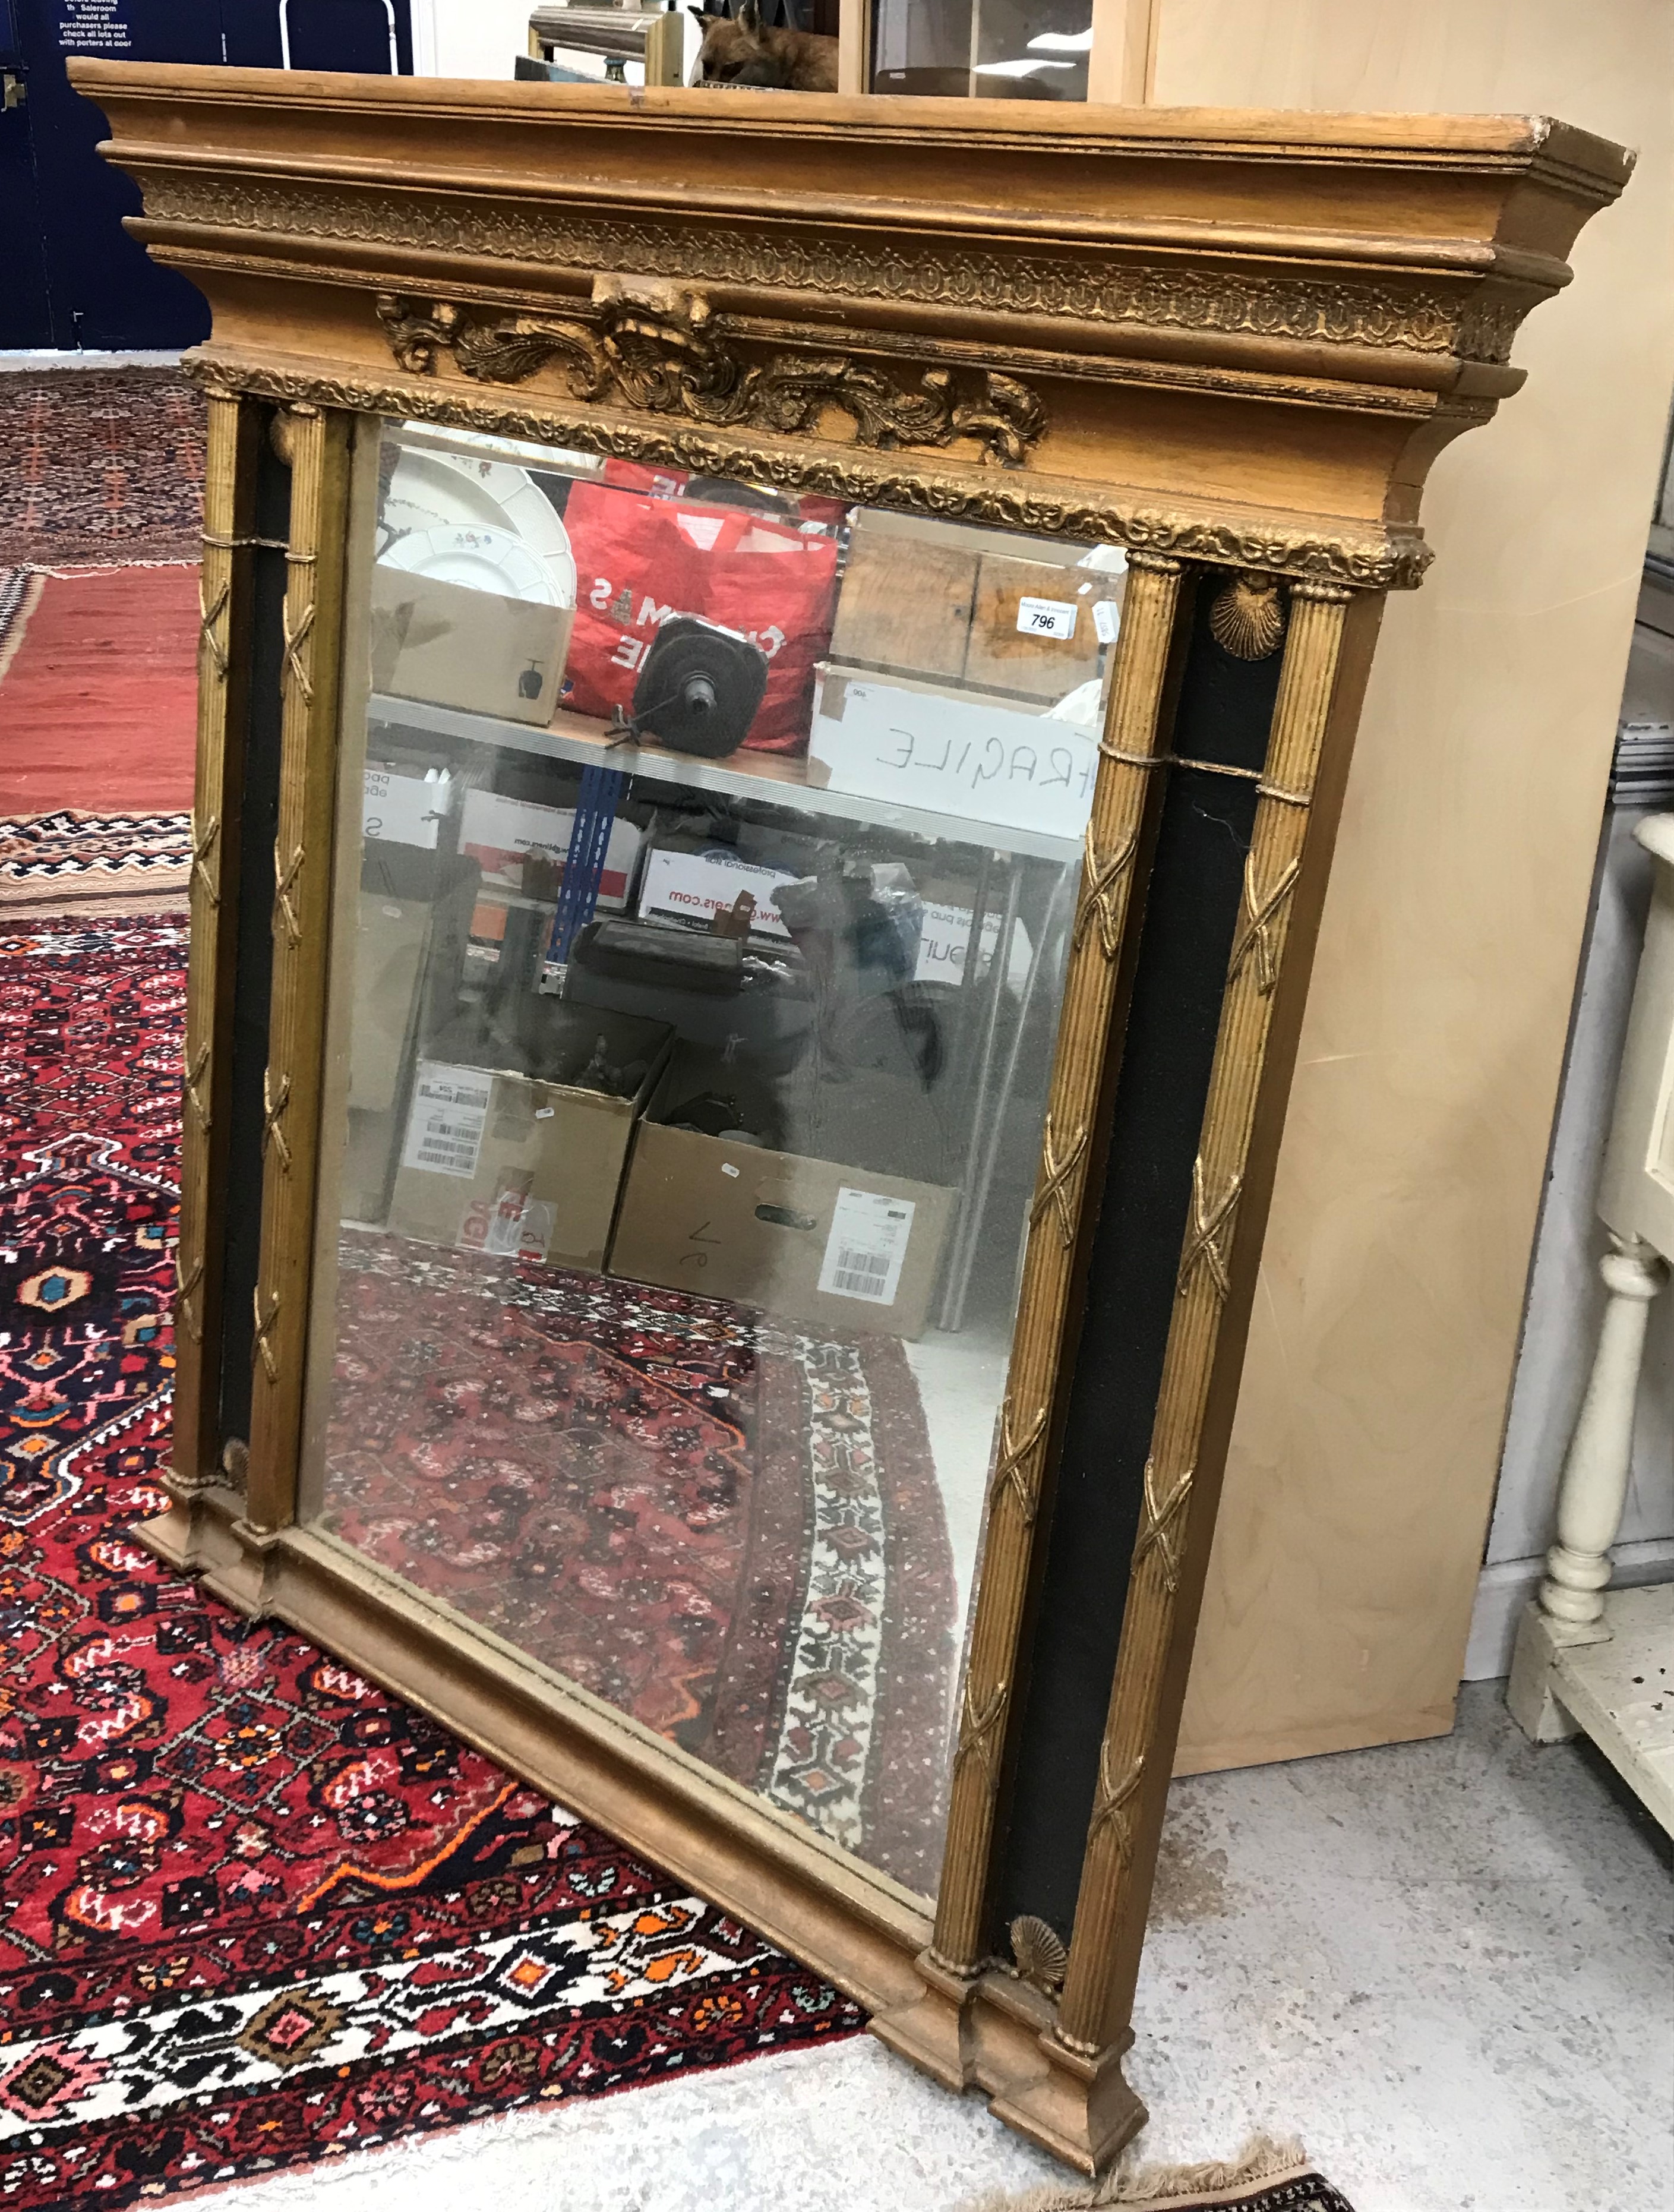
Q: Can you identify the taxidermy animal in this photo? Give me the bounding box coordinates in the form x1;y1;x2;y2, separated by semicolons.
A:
690;2;839;91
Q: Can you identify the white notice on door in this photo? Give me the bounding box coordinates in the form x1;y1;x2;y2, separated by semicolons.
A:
401;1062;492;1179
1016;595;1078;640
817;1187;917;1307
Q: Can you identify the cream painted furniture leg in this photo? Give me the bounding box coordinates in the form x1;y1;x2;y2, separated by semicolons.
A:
1508;813;1674;1832
1508;1236;1665;1738
1539;1237;1666;1631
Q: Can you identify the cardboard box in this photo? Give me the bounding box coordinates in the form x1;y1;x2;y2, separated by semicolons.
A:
829;509;1108;706
370;566;574;727
608;1048;956;1339
635;844;798;940
386;1006;672;1268
808;666;1098;843
460;787;642;905
339;854;481;1224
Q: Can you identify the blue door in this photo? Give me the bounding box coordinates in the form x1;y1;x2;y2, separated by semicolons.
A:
0;0;410;350
1;0;55;345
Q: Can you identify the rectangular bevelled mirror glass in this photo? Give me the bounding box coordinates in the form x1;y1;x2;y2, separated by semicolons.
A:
303;418;1126;1897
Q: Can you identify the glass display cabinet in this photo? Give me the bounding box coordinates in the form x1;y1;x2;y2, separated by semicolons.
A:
78;61;1627;2175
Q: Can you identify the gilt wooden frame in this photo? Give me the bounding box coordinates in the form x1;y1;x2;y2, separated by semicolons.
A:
75;64;1627;2174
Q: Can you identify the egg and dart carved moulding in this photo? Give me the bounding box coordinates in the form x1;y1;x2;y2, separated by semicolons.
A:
74;59;1627;2176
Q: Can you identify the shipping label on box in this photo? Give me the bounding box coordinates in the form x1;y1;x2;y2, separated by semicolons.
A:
607;1047;956;1340
816;1187;917;1307
636;846;795;938
810;670;1097;842
460;788;641;906
400;1062;493;1179
389;1015;672;1271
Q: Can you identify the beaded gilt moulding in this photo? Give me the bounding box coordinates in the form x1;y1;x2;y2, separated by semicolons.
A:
75;62;1628;2178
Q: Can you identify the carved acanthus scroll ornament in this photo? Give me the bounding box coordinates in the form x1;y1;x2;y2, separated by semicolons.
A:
374;284;1046;468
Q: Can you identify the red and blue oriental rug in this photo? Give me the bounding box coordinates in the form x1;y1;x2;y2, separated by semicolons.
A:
0;917;863;2211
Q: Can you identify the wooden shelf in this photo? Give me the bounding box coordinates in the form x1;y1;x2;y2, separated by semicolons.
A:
367;693;1084;866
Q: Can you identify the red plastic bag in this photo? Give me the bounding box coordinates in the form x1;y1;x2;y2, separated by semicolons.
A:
601;457;847;531
600;457;691;499
560;481;840;755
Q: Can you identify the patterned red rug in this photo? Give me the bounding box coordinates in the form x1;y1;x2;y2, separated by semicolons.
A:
324;1233;957;1892
0;918;863;2212
0;371;204;567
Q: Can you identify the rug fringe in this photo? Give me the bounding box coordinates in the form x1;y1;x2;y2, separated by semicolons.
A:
958;2133;1313;2212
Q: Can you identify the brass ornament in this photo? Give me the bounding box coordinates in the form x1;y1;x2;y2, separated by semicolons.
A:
1088;1743;1145;1861
952;1677;1009;1793
989;1399;1048;1525
273;838;305;948
1031;1115;1089;1251
1208;570;1287;660
189;813;220;908
182;1041;211;1135
1010;1915;1069;1997
198;572;230;680
1178;1158;1242;1302
1133;1460;1194;1596
280;595;317;706
261;1068;293;1173
174;1251;204;1345
251;1288;281;1384
1073;826;1138;960
374;285;1046;468
1228;854;1302;995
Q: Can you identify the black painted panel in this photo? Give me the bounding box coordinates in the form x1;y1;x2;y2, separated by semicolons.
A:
991;580;1285;1945
218;418;288;1450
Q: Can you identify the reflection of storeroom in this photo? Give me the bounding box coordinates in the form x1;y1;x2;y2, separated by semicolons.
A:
340;427;1123;1878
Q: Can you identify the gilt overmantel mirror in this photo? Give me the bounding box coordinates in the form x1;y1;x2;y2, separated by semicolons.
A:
75;63;1628;2174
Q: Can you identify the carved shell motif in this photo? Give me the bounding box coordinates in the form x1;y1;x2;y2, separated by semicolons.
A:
1208;570;1287;661
1009;1913;1069;1995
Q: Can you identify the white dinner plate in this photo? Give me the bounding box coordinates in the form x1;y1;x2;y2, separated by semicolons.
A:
383;450;578;607
378;523;561;607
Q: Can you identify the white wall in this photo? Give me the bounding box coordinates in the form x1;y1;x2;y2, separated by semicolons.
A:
410;0;535;80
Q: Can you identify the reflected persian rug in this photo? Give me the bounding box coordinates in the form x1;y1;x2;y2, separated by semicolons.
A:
325;1233;958;1894
0;920;861;2212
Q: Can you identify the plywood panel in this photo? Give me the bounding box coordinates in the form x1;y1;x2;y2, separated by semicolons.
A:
1157;0;1674;1772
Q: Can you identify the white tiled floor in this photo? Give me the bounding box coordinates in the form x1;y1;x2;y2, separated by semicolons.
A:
207;1683;1673;2212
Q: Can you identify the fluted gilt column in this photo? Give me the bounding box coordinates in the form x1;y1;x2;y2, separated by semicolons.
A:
244;403;353;1540
170;389;260;1500
874;551;1186;2095
1050;578;1352;2061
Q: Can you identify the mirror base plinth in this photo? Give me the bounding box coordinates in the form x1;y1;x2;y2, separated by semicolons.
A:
138;1478;246;1579
874;1959;1145;2178
870;1948;983;2088
985;2023;1145;2178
